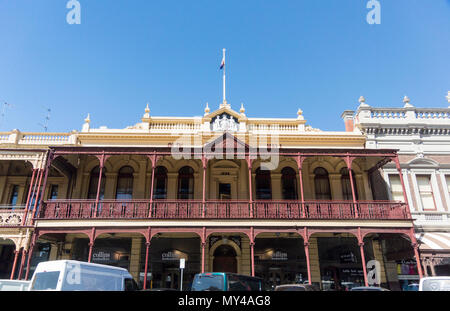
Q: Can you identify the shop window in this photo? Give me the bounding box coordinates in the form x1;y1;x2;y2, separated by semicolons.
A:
9;185;20;206
255;168;272;200
389;175;404;202
281;167;298;200
48;185;59;200
314;168;331;200
178;166;194;200
416;175;436;210
340;168;358;201
116;166;134;200
154;166;168;199
88;166;106;200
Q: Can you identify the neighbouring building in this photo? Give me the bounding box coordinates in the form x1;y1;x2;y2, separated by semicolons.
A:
346;92;450;290
0;99;424;291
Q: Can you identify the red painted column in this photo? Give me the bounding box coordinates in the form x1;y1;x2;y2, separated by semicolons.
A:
36;151;54;220
18;249;27;280
22;169;37;226
303;228;312;285
250;227;255;277
201;227;206;273
31;169;44;220
202;156;208;218
25;232;37;280
148;154;157;218
394;156;412;219
358;228;369;287
143;242;150;289
296;155;305;218
345;156;359;218
247;157;253;218
88;228;96;263
10;250;20;280
409;228;424;279
94;153;105;218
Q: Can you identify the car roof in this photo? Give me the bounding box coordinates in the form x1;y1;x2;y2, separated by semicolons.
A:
35;260;130;273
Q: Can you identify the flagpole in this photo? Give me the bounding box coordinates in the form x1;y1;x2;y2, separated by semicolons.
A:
223;48;226;104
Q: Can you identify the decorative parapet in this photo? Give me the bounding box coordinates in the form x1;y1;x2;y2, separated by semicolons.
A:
356;106;450;126
0;131;78;146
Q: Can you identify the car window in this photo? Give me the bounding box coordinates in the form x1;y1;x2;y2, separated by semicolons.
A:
191;275;224;291
31;271;60;291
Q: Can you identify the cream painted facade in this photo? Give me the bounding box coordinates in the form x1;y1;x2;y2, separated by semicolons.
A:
0;101;419;290
349;93;450;278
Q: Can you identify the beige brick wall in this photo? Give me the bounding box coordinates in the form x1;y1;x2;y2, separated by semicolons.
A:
240;236;251;276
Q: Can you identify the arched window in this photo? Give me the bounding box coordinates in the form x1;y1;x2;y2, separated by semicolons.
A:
116;166;134;200
153;166;168;199
314;167;331;200
255;168;272;200
88;166;106;200
178;166;194;200
341;167;358;200
281;167;298;200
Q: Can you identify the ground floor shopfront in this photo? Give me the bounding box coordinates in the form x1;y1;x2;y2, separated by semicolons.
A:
17;222;423;291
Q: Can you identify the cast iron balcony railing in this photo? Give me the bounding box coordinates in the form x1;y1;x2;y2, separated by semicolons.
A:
37;200;411;221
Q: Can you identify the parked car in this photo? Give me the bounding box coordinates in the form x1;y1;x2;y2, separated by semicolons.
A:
0;280;30;291
419;277;450;291
274;284;319;291
141;288;179;291
29;260;139;291
351;286;390;291
191;273;263;291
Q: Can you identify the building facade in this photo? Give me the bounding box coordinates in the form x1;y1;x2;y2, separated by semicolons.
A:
347;93;450;289
0;100;423;291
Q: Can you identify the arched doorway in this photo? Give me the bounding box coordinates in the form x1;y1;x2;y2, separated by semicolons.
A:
213;245;237;273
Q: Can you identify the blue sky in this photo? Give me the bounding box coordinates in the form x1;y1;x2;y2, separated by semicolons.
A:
0;0;449;132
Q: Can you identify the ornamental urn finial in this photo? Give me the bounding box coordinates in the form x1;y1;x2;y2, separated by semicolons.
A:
403;95;413;108
84;113;91;123
297;109;304;120
204;102;210;115
359;96;366;104
240;103;245;115
446;91;450;105
143;103;150;118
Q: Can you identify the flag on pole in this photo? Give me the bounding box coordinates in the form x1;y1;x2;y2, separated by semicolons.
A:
220;57;225;70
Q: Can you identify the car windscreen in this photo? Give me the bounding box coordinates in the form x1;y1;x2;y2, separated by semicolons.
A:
228;275;261;291
421;279;450;291
31;271;60;291
191;275;224;291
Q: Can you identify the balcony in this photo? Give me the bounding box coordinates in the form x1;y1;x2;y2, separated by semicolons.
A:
0;206;31;227
37;200;411;221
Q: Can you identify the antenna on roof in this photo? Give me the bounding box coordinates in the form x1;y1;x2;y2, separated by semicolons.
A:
38;107;51;132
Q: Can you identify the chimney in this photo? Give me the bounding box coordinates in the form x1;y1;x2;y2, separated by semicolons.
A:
341;110;355;132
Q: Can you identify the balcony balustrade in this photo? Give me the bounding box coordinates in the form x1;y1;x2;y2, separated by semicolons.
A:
37;200;411;221
0;206;31;226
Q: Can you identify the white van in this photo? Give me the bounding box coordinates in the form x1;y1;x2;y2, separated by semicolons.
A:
0;280;30;291
419;277;450;291
29;260;139;291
